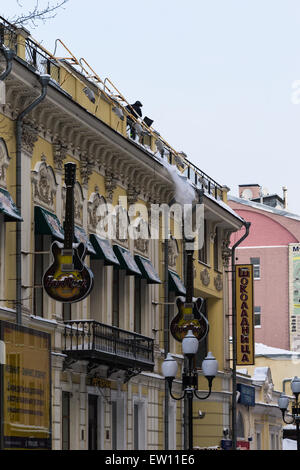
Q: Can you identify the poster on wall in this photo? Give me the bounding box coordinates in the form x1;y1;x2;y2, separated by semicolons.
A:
235;264;254;366
289;244;300;351
0;321;51;450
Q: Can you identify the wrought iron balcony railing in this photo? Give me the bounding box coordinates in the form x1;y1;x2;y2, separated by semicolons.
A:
63;320;154;372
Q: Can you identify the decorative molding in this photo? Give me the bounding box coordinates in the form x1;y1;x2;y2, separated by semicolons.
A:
222;231;233;268
21;123;38;156
133;217;150;255
88;187;107;233
31;155;57;210
62;181;84;226
105;169;117;203
200;268;210;287
53;140;68;171
80;152;94;186
127;184;140;206
168;236;178;269
0;138;11;189
214;273;223;291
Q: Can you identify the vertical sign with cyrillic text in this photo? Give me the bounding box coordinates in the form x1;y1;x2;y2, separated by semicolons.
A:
235;264;254;366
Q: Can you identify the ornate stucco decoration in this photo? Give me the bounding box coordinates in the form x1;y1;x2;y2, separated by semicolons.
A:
88;187;107;233
133;217;150;255
21;122;38;156
114;205;129;245
53;140;68;171
200;268;210;287
31;155;57;210
0;138;11;189
214;273;223;291
62;181;84;226
222;231;232;268
127;184;140;206
168;236;178;268
80;152;94;186
105;169;117;203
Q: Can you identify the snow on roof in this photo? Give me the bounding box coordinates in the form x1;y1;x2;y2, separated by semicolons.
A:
255;343;300;357
228;194;300;221
283;439;297;450
204;192;245;223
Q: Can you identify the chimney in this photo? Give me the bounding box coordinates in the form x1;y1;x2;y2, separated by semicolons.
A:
282;186;288;209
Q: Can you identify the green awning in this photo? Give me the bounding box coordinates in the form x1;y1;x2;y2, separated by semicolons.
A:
0;187;22;222
169;270;186;296
90;234;120;266
113;245;142;276
34;206;64;240
134;255;161;284
74;226;96;255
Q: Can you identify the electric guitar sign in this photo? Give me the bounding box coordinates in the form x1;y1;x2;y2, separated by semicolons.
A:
170;247;209;343
43;163;94;303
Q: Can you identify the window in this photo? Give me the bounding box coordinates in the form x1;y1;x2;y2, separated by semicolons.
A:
62;303;71;322
133;401;146;450
198;220;207;264
256;431;261;450
88;394;98;450
213;228;219;271
254;306;261;328
134;277;142;333
33;234;51;317
112;267;120;327
168;401;177;450
250;257;260;279
62;391;70;450
133;403;139;450
90;259;104;323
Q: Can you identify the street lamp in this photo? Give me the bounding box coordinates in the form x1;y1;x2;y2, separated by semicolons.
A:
162;330;218;450
278;376;300;450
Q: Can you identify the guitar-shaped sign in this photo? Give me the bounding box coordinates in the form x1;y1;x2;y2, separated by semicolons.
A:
43;162;94;303
170;246;209;342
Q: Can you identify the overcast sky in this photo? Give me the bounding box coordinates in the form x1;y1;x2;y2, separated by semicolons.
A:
2;0;300;213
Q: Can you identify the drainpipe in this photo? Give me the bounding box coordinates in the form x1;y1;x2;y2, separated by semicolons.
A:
0;45;15;81
15;73;50;325
231;221;251;450
164;221;169;450
283;378;293;394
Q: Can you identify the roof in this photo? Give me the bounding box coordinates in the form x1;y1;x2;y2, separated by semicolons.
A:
228;194;300;222
255;342;300;358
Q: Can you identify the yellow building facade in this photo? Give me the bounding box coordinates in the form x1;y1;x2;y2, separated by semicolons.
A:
0;17;244;450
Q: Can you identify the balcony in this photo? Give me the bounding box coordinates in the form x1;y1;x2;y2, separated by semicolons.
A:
62;320;154;379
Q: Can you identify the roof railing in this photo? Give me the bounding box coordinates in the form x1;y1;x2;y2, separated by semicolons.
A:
0;16;224;201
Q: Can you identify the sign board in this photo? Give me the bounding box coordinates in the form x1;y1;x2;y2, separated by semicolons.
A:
235;264;254;365
221;439;232;450
289;244;300;350
237;383;255;407
0;321;51;450
237;440;250;450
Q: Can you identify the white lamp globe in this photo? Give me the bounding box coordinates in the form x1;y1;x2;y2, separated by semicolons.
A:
182;330;199;356
291;377;300;396
162;353;178;379
202;352;218;378
278;393;289;411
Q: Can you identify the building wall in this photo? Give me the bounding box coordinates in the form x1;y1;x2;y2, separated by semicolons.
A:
228;199;300;351
0;22;246;451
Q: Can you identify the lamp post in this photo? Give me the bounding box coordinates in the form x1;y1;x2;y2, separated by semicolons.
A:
278;376;300;450
162;330;218;450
